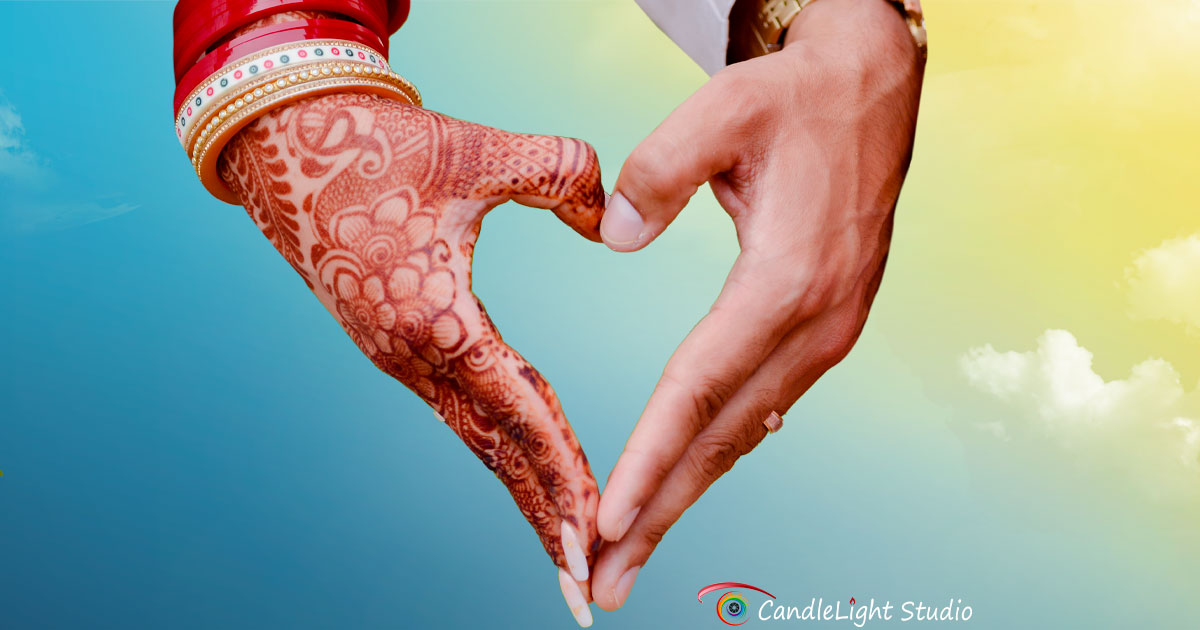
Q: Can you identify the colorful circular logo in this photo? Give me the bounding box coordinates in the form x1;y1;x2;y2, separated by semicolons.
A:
698;582;776;626
717;591;749;625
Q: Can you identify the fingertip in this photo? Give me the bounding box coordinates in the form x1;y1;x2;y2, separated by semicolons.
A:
596;493;624;541
614;506;640;542
593;589;621;612
600;192;651;252
561;521;590;582
590;553;621;611
558;568;594;628
597;458;650;541
598;451;661;542
591;547;642;612
613;565;641;610
578;574;594;604
598;498;641;543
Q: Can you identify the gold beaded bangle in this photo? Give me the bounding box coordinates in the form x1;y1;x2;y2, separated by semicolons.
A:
191;73;419;204
185;61;419;158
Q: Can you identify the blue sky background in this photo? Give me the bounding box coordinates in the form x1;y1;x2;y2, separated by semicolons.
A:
2;1;1200;628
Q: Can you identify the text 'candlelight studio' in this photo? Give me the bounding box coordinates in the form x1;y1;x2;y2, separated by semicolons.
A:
759;598;973;626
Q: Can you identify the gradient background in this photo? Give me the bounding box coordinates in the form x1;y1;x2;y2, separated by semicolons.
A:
2;0;1199;628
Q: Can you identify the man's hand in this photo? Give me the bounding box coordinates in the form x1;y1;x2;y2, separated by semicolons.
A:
590;0;924;609
218;93;604;613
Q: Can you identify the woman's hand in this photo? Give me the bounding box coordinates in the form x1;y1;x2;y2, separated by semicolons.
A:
590;0;925;610
218;92;604;609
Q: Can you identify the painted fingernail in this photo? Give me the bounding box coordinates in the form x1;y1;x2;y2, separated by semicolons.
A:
601;193;645;246
561;521;589;582
613;506;641;542
612;565;641;610
559;568;594;628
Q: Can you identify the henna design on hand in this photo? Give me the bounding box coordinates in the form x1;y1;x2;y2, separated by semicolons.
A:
217;93;605;572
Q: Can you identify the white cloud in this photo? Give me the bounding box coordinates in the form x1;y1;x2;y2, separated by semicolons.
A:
0;201;139;234
961;329;1200;498
1125;234;1200;333
0;96;44;180
0;92;136;233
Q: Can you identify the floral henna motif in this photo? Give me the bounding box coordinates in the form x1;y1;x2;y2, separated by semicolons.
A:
217;93;604;571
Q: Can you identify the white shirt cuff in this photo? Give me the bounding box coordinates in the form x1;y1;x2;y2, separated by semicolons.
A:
634;0;737;76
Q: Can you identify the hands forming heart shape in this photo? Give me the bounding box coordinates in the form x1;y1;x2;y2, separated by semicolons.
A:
216;1;922;624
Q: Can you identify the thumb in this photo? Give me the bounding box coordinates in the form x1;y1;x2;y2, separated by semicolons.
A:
603;89;741;252
471;128;607;242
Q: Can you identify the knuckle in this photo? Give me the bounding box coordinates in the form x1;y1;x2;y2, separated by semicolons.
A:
794;285;833;319
640;514;671;548
563;139;605;206
660;368;737;434
623;139;684;203
707;70;758;108
623;443;676;487
689;426;755;483
750;235;868;322
745;389;780;421
706;70;772;127
574;138;600;169
779;265;841;321
738;255;816;317
816;316;864;370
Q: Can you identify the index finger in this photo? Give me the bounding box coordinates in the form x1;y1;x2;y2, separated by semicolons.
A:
596;254;802;542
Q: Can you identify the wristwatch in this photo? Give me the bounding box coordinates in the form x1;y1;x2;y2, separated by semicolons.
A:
727;0;928;64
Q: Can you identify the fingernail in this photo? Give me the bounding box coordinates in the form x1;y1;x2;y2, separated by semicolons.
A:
612;565;641;610
559;568;594;628
561;521;589;582
601;193;645;246
614;506;641;541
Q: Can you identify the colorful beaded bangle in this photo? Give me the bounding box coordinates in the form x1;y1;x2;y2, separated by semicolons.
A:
184;59;419;157
190;70;420;204
174;18;387;112
173;0;389;76
176;39;394;147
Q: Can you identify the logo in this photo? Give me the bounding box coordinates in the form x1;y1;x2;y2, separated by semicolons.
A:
717;592;748;625
697;583;974;626
699;583;777;626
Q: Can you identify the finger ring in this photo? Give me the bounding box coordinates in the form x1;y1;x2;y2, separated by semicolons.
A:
763;410;783;433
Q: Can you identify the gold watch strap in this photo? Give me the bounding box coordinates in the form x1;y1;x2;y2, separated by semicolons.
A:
894;0;928;54
728;0;813;63
728;0;927;65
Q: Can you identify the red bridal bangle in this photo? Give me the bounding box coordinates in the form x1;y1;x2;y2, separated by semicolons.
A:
173;0;407;34
172;0;408;36
173;0;389;79
384;0;409;34
174;18;386;112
